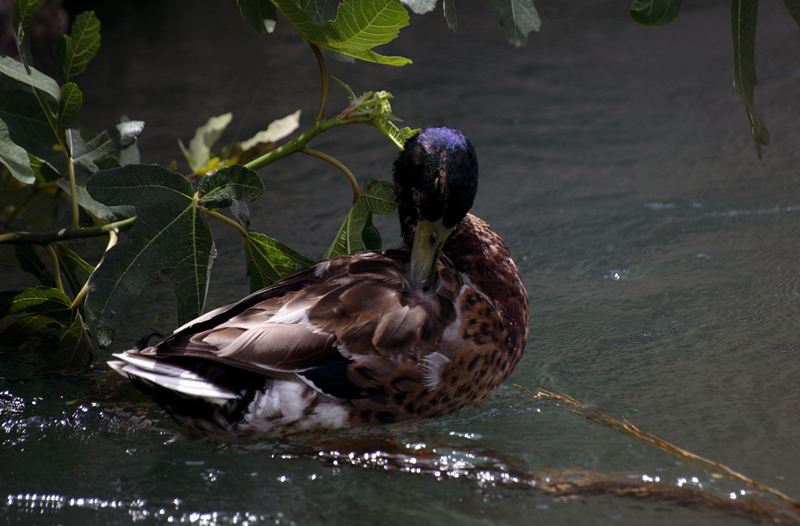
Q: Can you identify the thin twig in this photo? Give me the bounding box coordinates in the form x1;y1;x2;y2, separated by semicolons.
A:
310;43;329;122
522;385;799;506
0;217;136;245
301;147;360;204
202;208;249;238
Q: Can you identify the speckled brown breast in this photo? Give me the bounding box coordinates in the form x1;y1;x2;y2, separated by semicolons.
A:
344;214;529;424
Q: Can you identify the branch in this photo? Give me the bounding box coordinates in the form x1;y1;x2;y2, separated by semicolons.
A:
0;217;136;245
301;147;360;204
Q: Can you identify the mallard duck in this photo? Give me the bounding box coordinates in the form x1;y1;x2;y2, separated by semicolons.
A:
109;127;528;435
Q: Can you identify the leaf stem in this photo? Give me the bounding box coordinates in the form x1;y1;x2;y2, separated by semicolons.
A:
310;43;329;122
202;208;249;238
301;147;360;204
70;229;119;310
46;244;64;293
66;155;80;228
243;115;370;172
0;216;136;245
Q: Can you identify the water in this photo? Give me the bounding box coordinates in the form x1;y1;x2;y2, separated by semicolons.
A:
1;1;799;524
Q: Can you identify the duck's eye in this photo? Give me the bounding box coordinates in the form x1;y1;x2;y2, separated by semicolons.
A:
429;232;438;246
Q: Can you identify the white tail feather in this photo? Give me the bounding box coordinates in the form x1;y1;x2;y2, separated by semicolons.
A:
108;351;237;405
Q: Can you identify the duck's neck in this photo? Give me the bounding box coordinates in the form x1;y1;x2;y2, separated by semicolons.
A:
444;214;528;350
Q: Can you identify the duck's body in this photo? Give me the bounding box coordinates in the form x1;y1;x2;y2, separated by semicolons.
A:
110;128;528;435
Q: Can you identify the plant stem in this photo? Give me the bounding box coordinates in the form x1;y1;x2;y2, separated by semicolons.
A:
66;155;80;228
243;116;370;172
70;229;119;310
202;208;249;238
310;43;329;122
0;216;136;245
301;147;360;204
46;244;64;293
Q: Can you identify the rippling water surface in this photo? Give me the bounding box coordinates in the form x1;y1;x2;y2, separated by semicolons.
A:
1;1;799;524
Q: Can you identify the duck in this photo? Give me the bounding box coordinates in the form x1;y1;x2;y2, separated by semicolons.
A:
108;127;529;435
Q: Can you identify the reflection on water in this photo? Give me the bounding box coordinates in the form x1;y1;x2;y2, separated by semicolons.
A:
1;0;800;524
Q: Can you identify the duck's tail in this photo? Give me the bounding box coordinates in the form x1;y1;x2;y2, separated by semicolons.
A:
108;351;237;406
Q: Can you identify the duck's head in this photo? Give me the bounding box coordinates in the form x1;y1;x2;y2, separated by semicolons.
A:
393;127;478;289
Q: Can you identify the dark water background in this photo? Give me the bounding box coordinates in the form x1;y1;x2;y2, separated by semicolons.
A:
1;1;799;524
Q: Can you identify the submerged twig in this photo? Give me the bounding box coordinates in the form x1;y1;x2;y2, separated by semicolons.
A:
522;385;799;507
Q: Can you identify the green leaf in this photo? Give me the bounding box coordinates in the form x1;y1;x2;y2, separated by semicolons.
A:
54;178;123;221
0;89;55;160
58;82;83;131
272;0;412;66
489;0;541;47
443;0;458;31
55;244;94;298
340;89;419;149
0;117;35;184
179;113;233;173
85;165;215;346
324;179;397;258
362;216;382;250
68;121;145;172
52;311;92;372
629;0;682;25
0;287;72;323
300;0;341;22
15;245;55;287
198;165;264;209
401;0;437;14
0;56;61;102
731;0;769;159
245;231;314;291
0;313;62;346
56;11;101;80
13;0;43;30
28;154;60;182
783;0;800;30
237;110;301;153
237;0;278;33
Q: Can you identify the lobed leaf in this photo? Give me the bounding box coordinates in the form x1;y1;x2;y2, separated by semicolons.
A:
324;179;397;258
300;0;340;23
0;89;55;160
14;245;56;288
238;0;278;33
245;231;314;291
0;56;61;102
489;0;541;47
198;165;264;209
52;311;92;372
629;0;682;25
68;121;145;172
272;0;412;66
238;110;301;153
13;0;43;30
58;82;83;131
0;117;35;184
0;287;72;324
28;154;60;182
85;165;215;346
731;0;769;158
57;11;101;80
55;244;95;298
0;313;63;346
179;113;233;173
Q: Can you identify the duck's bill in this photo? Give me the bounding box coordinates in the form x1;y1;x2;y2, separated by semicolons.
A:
409;219;452;289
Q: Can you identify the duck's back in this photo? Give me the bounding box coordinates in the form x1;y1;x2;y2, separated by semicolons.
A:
111;215;528;435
